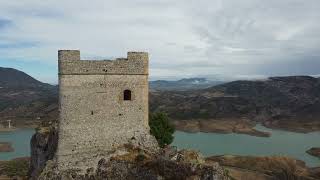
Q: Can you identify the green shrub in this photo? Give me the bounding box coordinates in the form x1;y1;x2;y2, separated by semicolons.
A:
149;112;175;148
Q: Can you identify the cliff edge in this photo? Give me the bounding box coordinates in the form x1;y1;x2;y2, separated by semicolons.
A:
29;126;230;180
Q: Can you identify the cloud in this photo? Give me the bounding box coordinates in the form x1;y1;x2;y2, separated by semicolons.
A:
0;41;38;49
0;18;12;29
0;0;319;82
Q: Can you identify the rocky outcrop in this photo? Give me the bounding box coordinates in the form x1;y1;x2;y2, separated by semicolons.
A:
306;147;320;158
29;126;229;180
38;146;230;180
29;126;58;179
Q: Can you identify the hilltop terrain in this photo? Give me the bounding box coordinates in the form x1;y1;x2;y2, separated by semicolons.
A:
0;67;57;127
0;67;320;134
151;76;320;133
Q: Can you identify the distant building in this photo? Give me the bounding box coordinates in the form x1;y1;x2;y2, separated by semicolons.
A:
56;50;157;170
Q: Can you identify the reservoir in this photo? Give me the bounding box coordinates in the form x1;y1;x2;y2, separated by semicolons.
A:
173;124;320;167
0;125;319;168
0;128;34;160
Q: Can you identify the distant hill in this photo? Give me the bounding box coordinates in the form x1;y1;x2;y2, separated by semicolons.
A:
1;67;319;132
149;78;224;91
0;67;57;125
0;67;48;88
150;76;320;132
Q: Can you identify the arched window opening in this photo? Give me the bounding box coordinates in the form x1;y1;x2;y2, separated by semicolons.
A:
124;90;132;101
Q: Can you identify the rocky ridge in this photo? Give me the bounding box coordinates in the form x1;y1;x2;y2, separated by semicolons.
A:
30;126;230;180
29;126;320;180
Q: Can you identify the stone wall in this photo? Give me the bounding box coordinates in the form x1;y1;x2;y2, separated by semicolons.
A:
56;50;157;171
58;50;148;75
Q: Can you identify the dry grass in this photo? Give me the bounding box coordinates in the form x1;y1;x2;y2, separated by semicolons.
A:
207;155;314;180
0;158;29;179
110;144;152;163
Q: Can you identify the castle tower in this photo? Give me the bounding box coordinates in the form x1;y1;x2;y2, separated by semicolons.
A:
56;50;157;170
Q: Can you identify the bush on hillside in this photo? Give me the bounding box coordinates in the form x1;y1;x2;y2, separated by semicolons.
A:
149;112;175;148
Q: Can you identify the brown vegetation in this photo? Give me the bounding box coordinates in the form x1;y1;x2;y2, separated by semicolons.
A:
0;157;29;179
207;155;320;180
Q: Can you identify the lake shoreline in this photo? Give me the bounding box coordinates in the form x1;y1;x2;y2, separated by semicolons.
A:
0;124;37;132
173;119;320;137
0;128;35;161
0;127;18;132
172;124;320;167
173;119;271;137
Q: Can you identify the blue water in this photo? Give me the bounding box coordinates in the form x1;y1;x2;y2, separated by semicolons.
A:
1;126;319;167
173;125;320;167
0;128;35;160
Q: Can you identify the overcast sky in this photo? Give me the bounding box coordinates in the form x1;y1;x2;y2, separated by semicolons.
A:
0;0;320;83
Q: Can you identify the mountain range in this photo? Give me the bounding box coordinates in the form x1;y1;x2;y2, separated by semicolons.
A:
149;78;224;91
0;67;319;132
151;76;320;132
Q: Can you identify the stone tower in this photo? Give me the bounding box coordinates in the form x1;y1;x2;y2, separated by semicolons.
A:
56;50;157;170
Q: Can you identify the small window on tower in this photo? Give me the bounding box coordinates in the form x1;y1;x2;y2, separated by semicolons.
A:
124;90;132;101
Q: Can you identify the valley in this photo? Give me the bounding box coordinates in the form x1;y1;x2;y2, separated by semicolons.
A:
1;67;320;136
1;67;320;179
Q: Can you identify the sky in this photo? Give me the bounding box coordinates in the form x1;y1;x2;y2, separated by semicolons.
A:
0;0;320;84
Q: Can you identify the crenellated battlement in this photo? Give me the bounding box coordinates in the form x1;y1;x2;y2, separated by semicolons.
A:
56;49;157;171
58;50;148;75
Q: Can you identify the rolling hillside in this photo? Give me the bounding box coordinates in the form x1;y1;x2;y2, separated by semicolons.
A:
0;67;57;126
1;67;319;132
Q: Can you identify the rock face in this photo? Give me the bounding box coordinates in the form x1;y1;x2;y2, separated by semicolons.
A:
30;126;229;180
38;145;230;180
0;142;14;152
29;126;58;179
307;147;320;158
